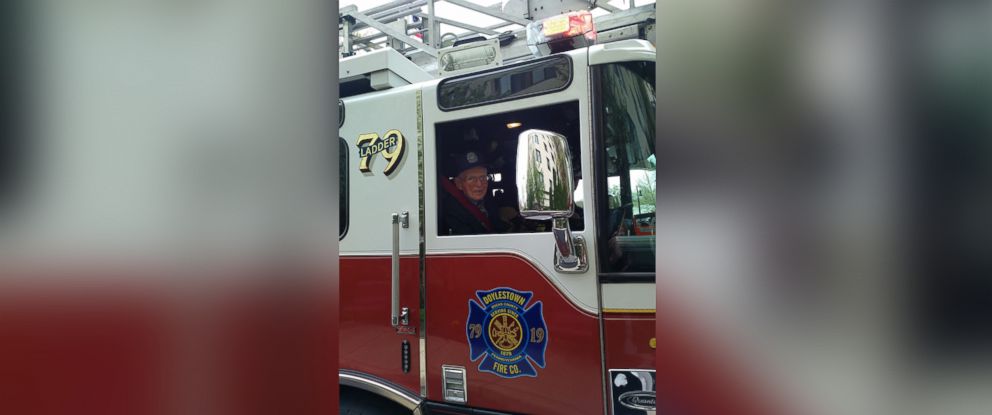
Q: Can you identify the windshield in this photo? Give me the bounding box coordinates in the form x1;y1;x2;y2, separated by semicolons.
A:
596;61;656;275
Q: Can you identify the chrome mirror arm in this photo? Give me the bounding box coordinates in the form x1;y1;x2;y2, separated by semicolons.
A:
552;218;586;273
553;218;577;264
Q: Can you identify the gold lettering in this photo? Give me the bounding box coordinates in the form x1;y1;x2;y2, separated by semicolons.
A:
356;133;379;173
380;129;405;176
492;362;508;374
483;291;527;306
356;130;405;176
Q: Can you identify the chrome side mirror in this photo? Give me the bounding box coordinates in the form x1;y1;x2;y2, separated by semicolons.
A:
515;130;587;273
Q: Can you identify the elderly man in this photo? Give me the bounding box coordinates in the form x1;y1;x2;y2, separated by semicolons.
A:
440;151;510;235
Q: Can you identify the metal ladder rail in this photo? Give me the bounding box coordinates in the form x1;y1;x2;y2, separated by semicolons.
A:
340;1;653;67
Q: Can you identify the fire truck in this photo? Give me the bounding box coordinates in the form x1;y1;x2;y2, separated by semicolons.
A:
339;1;657;414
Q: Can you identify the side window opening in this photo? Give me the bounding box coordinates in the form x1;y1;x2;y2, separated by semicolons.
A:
435;100;584;236
595;61;656;275
339;138;348;239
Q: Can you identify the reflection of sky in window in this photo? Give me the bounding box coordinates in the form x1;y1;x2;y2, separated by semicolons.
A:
533;68;545;83
498;77;510;94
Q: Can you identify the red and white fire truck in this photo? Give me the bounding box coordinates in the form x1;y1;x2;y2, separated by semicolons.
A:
339;3;657;414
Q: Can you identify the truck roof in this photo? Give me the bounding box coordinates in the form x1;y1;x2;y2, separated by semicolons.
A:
339;38;655;103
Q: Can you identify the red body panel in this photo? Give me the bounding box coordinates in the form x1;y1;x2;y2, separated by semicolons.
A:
339;256;422;395
425;254;603;415
602;313;655;370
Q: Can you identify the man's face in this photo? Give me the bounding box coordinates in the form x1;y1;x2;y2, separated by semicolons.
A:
455;166;489;202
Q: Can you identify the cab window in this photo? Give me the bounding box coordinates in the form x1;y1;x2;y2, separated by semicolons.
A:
435;100;584;236
595;61;656;275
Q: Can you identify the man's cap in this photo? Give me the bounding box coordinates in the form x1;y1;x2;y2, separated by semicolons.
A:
452;151;488;175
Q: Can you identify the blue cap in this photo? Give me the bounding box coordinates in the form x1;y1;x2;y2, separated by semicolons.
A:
453;151;488;175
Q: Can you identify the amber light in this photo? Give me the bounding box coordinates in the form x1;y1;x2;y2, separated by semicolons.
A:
541;10;596;40
542;15;569;37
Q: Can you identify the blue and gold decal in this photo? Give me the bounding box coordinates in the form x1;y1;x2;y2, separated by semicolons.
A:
466;287;547;378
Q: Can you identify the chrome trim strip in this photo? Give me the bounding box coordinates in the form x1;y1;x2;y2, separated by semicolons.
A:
340;370;423;411
591;63;611;415
416;89;428;397
602;309;655;314
598;269;609;415
392;213;401;326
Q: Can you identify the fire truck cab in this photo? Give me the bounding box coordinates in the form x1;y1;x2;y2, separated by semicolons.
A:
339;6;656;415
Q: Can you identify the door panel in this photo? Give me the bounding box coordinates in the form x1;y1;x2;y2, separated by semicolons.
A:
339;256;421;393
425;254;603;414
422;52;600;316
420;52;603;414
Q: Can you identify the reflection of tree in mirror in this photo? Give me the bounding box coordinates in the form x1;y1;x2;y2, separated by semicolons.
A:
549;140;571;211
525;166;546;210
550;170;570;211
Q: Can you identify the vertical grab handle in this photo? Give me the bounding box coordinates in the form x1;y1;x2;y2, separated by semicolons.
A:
391;213;400;327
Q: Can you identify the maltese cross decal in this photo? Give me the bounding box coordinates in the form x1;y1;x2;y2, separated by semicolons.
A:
466;287;548;378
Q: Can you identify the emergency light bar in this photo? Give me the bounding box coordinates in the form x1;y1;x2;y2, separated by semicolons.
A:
437;38;502;77
526;10;597;57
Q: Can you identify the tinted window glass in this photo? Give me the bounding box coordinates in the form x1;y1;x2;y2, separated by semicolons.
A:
596;61;656;274
438;56;571;111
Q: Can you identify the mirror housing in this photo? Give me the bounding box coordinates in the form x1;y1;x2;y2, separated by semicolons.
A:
515;130;575;219
515;130;587;273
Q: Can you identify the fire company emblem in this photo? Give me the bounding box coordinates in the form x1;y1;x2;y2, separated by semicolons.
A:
466;287;548;378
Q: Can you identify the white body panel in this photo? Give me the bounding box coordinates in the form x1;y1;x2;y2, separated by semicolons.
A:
602;283;655;311
587;39;656;65
339;82;425;255
339;48;433;86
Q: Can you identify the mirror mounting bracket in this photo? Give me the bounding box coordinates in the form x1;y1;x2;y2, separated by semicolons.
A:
553;228;588;273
